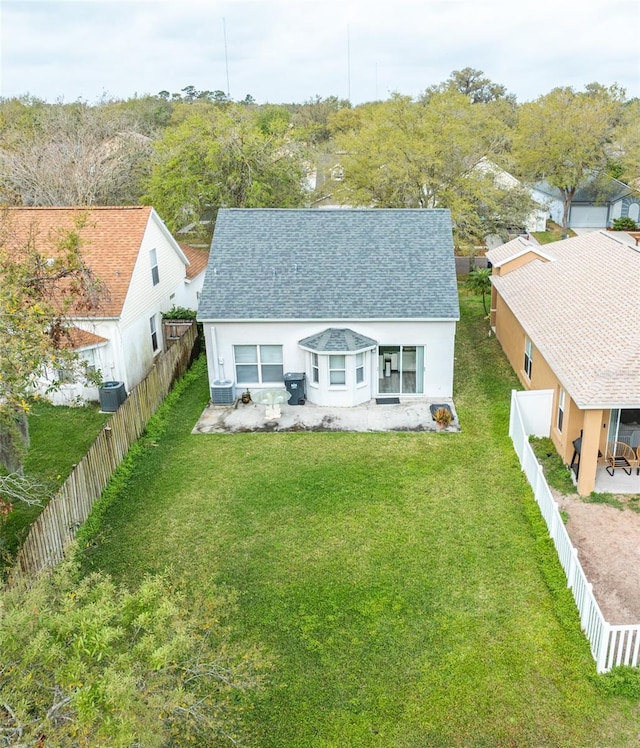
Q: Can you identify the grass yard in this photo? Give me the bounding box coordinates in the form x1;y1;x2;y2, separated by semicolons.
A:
78;293;640;747
531;220;577;244
1;400;110;565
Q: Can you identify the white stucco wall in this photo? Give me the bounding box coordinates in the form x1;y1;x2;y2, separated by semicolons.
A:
203;319;456;407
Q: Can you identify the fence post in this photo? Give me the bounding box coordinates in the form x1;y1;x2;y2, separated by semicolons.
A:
566;545;578;590
580;584;593;630
595;622;611;673
508;390;516;440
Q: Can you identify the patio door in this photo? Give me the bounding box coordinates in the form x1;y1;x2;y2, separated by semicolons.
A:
610;408;640;449
377;346;424;395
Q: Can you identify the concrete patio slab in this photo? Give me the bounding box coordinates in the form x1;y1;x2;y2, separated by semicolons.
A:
192;399;460;434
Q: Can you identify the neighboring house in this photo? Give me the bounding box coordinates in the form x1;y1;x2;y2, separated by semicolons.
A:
197;208;459;407
4;206;202;405
476;158;548;233
178;242;209;307
533;175;640;229
486;231;640;495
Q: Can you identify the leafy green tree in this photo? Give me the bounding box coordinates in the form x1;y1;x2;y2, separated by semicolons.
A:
513;84;625;232
289;95;352;144
331;92;533;246
421;67;515;105
0;211;104;471
143;104;309;232
611;98;640;184
0;555;268;746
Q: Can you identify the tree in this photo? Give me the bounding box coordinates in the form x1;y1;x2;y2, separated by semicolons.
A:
611;98;640;184
289;95;352;144
143;104;309;232
331;92;533;246
513;85;625;232
0;210;104;471
421;68;515;105
0;102;153;206
0;555;267;746
465;266;492;316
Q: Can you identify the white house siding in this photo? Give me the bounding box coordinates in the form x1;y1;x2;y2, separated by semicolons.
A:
118;213;189;389
204;319;456;407
35;319;123;405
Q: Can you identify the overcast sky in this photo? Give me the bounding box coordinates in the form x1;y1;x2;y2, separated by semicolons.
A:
1;0;639;106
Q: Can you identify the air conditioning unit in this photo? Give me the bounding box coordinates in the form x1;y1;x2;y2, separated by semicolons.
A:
210;380;236;405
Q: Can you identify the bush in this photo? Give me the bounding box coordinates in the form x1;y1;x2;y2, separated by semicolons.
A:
161;305;196;320
611;217;637;231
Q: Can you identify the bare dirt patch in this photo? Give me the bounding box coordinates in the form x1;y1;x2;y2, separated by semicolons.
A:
553;490;640;624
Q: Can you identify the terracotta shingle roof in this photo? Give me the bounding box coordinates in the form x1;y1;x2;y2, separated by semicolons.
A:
58;328;109;350
490;230;640;409
1;206;154;317
179;243;209;280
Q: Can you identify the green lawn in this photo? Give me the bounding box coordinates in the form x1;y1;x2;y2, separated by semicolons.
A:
531;220;577;244
1;400;111;566
78;294;639;747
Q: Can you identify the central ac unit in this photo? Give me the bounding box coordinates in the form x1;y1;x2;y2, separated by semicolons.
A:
210;380;236;405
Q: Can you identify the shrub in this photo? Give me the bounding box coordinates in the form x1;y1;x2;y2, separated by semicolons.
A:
611;217;637;231
161;305;197;320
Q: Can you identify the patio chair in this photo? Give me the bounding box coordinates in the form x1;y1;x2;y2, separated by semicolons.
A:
605;441;636;477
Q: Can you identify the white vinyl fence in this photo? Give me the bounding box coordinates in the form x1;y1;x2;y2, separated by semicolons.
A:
509;389;640;673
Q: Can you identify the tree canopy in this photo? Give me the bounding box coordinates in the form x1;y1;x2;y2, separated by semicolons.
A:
0;556;267;746
0;211;104;470
512;84;625;231
330;91;534;246
0;102;153;206
143;103;309;232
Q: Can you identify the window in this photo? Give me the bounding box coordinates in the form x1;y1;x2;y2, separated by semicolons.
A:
234;345;283;384
311;352;319;384
557;388;565;432
150;248;159;286
329;355;346;386
150;314;159;352
524;337;533;379
56;367;75;383
356;352;365;384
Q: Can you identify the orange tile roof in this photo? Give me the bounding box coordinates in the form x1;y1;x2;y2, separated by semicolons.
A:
1;206;154;317
179;242;209;280
58;328;109;350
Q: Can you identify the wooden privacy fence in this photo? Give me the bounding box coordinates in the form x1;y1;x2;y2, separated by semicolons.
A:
7;322;199;588
509;390;640;672
163;319;195;350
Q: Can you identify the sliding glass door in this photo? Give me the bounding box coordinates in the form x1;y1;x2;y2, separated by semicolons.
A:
378;345;424;395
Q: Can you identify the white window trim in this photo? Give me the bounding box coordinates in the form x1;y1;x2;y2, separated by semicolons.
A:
328;354;347;388
310;352;319;387
524;337;533;380
557;388;565;433
234;344;284;385
150;314;159;353
150;248;160;286
355;352;366;387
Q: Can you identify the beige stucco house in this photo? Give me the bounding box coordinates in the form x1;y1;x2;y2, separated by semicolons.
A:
486;230;640;495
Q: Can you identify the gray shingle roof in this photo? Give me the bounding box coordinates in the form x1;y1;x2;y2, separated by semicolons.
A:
298;328;377;352
197;209;459;321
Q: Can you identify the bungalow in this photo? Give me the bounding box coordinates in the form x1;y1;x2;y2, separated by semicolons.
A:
2;206;205;405
486;230;640;495
197;208;459;407
533;175;640;229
